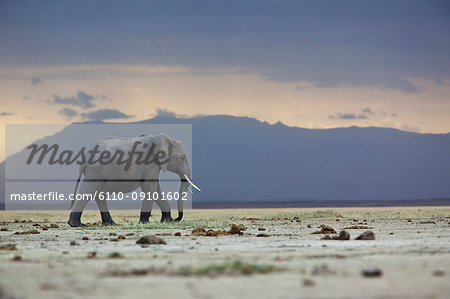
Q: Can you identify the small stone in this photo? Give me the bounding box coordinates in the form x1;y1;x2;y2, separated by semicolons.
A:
307;224;312;228
12;255;22;261
257;233;270;237
229;224;242;235
118;235;126;240
311;225;336;234
191;228;207;236
87;251;97;259
258;227;266;231
109;232;117;236
362;268;382;277
355;231;375;240
50;224;59;228
14;229;40;235
136;235;166;245
433;270;445;277
0;228;9;231
174;232;181;236
82;236;89;240
206;230;217;237
303;279;315;286
0;244;17;251
237;224;246;231
70;240;78;246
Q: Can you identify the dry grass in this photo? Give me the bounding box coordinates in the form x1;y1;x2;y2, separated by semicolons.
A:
0;206;448;225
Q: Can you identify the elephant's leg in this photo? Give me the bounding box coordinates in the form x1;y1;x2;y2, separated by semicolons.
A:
139;181;158;224
139;195;154;224
95;194;116;226
68;182;98;227
155;181;173;223
68;196;90;227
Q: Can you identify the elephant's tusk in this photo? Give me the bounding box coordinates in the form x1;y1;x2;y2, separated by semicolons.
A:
183;174;201;191
188;187;193;194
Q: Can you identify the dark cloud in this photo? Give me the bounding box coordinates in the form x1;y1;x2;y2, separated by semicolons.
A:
1;1;448;92
58;107;78;119
155;108;177;117
30;77;42;85
329;113;367;120
361;108;374;114
0;112;14;117
81;109;131;120
51;91;96;109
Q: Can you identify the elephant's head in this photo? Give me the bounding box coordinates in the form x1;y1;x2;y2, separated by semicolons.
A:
153;133;200;221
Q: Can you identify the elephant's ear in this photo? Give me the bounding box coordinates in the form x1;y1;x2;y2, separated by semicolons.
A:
153;133;171;172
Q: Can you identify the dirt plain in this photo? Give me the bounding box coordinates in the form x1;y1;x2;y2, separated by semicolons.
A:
0;207;449;299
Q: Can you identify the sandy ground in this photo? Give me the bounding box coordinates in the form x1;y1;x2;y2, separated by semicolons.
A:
0;207;449;299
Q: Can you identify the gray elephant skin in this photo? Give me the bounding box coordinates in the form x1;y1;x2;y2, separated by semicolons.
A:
67;133;200;227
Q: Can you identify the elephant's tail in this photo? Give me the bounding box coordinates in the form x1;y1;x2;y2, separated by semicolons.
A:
69;164;86;210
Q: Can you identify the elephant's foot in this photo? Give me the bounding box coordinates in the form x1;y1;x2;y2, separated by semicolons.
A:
174;212;183;222
68;212;85;227
160;212;173;223
101;212;116;226
139;211;151;224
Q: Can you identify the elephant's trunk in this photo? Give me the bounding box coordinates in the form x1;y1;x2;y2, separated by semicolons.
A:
174;174;190;221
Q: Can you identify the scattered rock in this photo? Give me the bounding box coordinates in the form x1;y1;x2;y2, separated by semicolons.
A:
108;252;123;259
82;236;89;240
343;226;370;229
312;264;336;276
0;228;9;231
0;244;17;251
70;240;78;246
87;251;97;259
136;235;167;245
191;228;207;236
12;255;22;261
303;279;315;286
433;270;445;277
258;227;266;231
174;232;181;236
420;221;436;224
311;225;336;234
229;224;243;235
118;235;126;240
237;224;246;231
407;219;412;222
307;224;312;228
257;233;270;237
109;232;117;236
206;229;217;237
41;226;48;230
321;230;350;240
50;224;59;228
125;233;135;236
33;223;40;227
355;231;375;240
110;238;119;242
15;229;40;235
362;267;382;277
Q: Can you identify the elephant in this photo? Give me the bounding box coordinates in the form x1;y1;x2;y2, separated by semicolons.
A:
67;133;200;227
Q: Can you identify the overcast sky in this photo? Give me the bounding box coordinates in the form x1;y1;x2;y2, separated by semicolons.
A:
0;0;449;159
